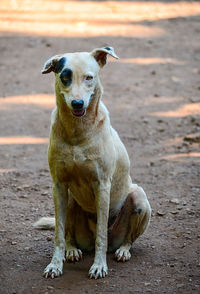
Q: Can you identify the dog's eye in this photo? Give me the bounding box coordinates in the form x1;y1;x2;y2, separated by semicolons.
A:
85;75;93;81
60;68;73;86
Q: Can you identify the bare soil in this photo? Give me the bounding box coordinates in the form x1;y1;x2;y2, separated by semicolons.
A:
0;1;199;294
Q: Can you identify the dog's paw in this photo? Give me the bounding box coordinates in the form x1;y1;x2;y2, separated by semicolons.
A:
66;248;83;262
88;262;108;279
43;261;63;279
115;246;131;262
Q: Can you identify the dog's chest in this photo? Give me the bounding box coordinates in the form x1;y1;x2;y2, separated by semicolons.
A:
63;144;97;172
52;143;100;213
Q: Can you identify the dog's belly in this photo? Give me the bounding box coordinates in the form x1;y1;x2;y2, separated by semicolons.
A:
68;179;96;213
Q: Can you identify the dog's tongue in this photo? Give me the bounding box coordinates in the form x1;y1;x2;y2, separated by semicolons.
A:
72;109;85;117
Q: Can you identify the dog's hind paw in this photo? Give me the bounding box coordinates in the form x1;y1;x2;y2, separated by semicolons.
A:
66;248;83;262
115;246;131;262
43;262;63;279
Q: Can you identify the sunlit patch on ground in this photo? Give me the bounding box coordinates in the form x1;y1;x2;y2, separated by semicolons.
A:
112;57;185;65
0;136;48;145
0;94;55;109
159;152;200;162
150;103;200;118
0;168;16;173
0;1;200;37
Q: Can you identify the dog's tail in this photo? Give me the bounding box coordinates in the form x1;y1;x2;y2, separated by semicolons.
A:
33;217;55;230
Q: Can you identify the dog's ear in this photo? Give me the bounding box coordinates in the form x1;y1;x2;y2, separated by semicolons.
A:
91;47;119;68
41;54;63;74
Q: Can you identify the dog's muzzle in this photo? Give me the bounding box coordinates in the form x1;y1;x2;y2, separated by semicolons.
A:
71;99;85;117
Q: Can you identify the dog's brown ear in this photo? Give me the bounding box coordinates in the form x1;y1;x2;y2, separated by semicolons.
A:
41;54;63;74
91;47;119;68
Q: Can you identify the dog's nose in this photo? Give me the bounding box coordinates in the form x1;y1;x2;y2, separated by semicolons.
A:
71;99;84;109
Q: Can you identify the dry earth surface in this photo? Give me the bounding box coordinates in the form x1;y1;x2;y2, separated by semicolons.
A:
0;1;200;293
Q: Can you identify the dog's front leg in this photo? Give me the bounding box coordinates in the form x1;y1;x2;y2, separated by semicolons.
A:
44;182;68;278
89;182;110;279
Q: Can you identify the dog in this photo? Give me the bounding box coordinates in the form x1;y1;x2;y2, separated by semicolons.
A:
35;47;151;279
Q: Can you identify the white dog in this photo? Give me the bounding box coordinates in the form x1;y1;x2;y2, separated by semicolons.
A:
35;47;151;279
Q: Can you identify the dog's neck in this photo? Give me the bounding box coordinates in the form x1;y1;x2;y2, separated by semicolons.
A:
54;84;105;145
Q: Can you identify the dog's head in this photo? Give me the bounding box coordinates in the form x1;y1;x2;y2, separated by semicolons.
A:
42;47;118;117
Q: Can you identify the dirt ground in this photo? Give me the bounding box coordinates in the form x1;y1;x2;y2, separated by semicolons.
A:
0;1;200;293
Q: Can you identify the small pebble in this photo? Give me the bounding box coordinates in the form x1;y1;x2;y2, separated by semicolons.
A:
170;198;180;204
20;195;28;198
157;211;166;216
171;211;178;214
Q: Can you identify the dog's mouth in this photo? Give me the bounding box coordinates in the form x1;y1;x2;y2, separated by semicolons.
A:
72;109;86;117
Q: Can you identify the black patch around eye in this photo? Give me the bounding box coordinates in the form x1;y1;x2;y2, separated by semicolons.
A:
54;57;67;73
104;47;111;51
60;68;73;86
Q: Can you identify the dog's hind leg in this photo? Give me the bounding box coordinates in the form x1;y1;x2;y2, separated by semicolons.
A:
65;198;95;262
108;185;151;262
